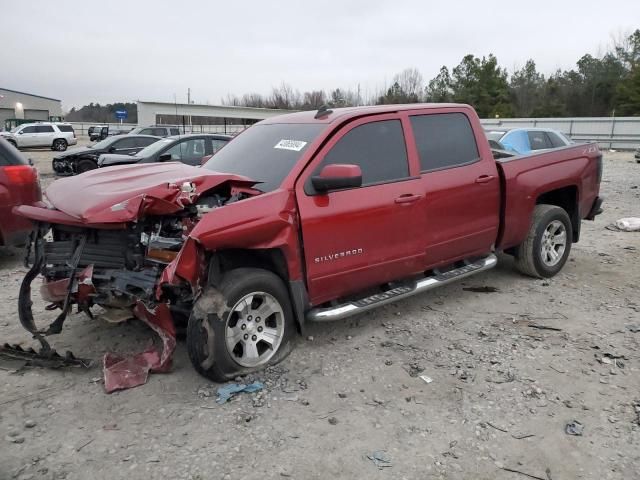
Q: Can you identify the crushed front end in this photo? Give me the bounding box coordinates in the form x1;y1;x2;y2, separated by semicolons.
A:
11;163;261;388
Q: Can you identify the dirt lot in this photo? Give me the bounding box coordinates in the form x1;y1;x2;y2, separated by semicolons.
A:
1;145;639;480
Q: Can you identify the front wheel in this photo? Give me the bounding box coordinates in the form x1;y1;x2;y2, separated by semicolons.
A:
76;158;97;174
52;139;67;151
187;268;295;382
514;204;572;278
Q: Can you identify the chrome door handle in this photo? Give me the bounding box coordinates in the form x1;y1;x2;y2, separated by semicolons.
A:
395;194;422;204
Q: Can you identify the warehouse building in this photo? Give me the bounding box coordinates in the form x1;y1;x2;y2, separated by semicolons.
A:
137;101;289;130
0;87;63;129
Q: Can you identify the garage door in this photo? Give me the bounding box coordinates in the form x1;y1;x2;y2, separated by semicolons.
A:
0;108;14;129
24;109;49;120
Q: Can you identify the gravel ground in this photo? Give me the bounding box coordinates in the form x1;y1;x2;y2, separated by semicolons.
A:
0;145;639;480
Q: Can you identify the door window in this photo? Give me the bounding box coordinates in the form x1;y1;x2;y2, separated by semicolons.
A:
170;128;180;135
35;125;55;133
140;128;154;135
527;131;553;150
410;113;479;172
210;138;228;154
316;119;409;187
20;126;37;134
152;128;167;136
164;139;206;163
114;137;138;150
136;137;159;148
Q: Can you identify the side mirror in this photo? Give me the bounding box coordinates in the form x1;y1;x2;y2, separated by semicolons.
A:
18;131;24;135
311;164;362;192
158;153;172;162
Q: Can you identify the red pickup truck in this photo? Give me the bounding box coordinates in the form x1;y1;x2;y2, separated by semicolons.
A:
14;104;603;381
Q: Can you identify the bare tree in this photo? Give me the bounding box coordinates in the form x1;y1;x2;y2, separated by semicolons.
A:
393;67;424;101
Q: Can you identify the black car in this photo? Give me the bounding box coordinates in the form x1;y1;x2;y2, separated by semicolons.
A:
98;134;232;169
635;147;639;163
52;135;161;176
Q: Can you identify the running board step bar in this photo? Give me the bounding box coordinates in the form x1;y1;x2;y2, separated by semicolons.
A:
306;254;498;322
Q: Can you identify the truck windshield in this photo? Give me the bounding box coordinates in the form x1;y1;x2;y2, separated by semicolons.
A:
203;124;324;192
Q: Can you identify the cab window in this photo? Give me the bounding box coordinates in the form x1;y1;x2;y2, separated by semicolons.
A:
316;119;409;186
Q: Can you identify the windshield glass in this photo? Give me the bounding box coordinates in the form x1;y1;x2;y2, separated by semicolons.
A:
486;131;507;142
10;127;19;133
136;138;173;157
203;124;324;192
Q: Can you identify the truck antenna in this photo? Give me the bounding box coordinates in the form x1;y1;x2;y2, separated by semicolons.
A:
314;104;333;119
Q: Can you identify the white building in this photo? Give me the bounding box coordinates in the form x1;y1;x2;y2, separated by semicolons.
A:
137;101;290;130
0;88;63;127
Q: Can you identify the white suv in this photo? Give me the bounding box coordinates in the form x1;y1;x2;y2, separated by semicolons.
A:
0;122;77;151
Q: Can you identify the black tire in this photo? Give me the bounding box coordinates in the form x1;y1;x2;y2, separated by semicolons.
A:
187;268;295;382
52;139;67;151
514;204;572;278
76;159;98;174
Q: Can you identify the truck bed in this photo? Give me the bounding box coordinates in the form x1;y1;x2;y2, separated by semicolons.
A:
495;142;602;250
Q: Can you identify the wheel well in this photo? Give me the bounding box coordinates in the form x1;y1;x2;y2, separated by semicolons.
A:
536;186;579;241
208;248;289;287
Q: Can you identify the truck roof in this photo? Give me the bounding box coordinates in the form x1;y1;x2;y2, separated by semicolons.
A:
261;103;470;124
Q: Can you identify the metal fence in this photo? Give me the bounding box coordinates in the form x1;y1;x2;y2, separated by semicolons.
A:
481;117;640;150
67;122;247;137
68;116;640;150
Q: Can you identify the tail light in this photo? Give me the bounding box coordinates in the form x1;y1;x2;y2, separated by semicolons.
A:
4;165;37;185
595;153;603;184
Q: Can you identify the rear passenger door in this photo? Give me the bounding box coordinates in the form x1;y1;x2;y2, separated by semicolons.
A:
35;125;55;147
408;111;500;267
296;115;425;305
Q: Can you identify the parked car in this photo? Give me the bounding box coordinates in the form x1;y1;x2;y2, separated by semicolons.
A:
89;125;131;141
0;122;77;151
52;135;161;176
0;138;41;247
88;125;108;141
128;125;182;137
14;104;603;381
485;128;573;154
635;147;640;162
97;134;231;168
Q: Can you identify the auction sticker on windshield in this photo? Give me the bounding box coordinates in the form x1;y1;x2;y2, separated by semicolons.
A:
274;139;307;151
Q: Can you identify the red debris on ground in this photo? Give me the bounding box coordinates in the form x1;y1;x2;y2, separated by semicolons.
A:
103;302;176;393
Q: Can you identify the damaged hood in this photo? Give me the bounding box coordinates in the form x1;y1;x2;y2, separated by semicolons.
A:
45;162;258;224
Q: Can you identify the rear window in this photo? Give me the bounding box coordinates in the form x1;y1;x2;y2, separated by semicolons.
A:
411;113;480;172
528;131;553;150
57;125;74;133
546;132;566;148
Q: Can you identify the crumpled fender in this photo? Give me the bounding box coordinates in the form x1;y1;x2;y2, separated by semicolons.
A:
161;189;303;292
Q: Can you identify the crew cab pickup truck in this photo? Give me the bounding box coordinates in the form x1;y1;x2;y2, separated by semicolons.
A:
13;104;603;381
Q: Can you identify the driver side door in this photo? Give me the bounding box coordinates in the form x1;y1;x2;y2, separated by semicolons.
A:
295;115;425;305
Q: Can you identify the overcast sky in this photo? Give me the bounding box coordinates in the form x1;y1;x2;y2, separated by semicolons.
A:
1;0;638;111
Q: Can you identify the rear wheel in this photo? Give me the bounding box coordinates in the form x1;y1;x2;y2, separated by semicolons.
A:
52;139;67;151
76;159;97;174
187;268;295;382
514;204;572;278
